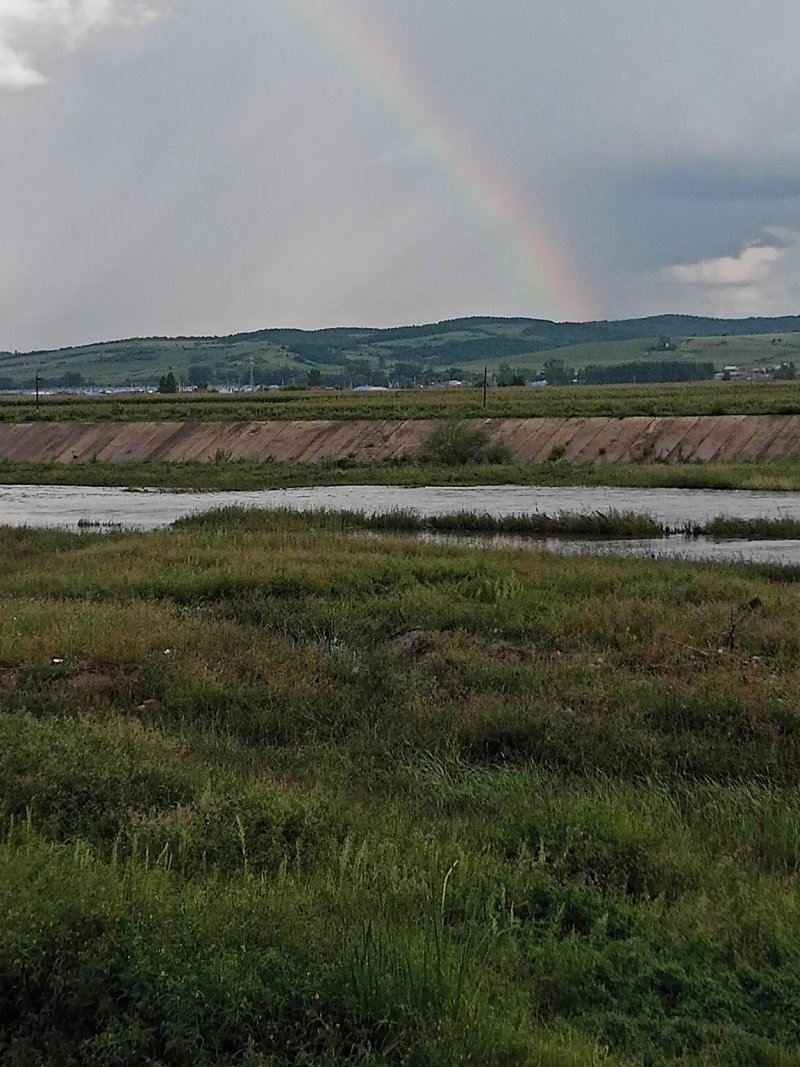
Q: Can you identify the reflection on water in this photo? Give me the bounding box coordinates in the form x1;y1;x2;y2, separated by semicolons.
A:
2;483;800;566
3;482;800;531
417;532;800;567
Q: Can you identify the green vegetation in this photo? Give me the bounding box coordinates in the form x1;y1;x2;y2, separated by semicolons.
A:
418;420;513;465
5;314;800;389
170;504;800;541
157;370;178;394
4;455;800;492
178;505;800;541
189;505;668;539
578;359;715;385
5;379;800;422
2;510;800;1064
702;516;800;540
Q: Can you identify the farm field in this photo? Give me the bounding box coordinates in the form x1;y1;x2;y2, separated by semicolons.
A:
1;509;800;1065
678;331;800;368
5;380;800;422
492;331;800;379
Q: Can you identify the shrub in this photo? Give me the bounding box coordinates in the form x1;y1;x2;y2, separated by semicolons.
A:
419;420;513;465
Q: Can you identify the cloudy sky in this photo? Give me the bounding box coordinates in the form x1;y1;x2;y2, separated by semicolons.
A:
3;0;800;351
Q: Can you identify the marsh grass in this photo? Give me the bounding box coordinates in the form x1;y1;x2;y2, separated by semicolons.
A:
703;515;800;539
2;513;800;1064
356;507;666;538
176;505;668;539
5;456;800;491
174;503;800;540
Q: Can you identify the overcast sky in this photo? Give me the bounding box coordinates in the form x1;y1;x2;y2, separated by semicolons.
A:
2;0;800;351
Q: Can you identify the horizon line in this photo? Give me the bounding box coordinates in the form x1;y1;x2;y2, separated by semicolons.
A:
9;310;800;357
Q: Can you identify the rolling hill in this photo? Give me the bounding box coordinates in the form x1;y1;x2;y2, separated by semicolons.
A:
2;313;800;389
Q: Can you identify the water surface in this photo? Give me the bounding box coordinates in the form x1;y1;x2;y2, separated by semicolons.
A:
418;532;800;566
3;483;800;531
2;483;800;566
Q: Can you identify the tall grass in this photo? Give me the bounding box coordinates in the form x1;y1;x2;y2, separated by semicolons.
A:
702;515;800;539
4;456;800;491
176;505;668;539
2;513;800;1064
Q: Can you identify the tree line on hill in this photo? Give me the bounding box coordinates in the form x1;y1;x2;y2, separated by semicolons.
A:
580;359;716;384
487;358;715;387
187;314;800;375
6;310;800;391
231;313;800;356
22;356;784;394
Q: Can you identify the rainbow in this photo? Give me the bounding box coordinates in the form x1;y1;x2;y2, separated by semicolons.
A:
275;0;594;322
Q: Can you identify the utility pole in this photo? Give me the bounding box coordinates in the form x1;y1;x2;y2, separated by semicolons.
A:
35;372;40;410
482;365;488;410
249;356;255;392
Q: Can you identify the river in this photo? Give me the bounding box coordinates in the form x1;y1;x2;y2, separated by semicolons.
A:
2;483;799;565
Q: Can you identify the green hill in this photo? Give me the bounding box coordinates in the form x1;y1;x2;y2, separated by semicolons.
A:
2;314;800;389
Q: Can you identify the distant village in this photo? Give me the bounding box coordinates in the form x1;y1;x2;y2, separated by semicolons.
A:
4;345;797;398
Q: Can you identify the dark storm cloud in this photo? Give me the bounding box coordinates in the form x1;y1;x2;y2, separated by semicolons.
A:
634;162;800;204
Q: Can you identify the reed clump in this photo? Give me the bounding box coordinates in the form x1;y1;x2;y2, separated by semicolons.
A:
357;507;666;538
702;515;800;540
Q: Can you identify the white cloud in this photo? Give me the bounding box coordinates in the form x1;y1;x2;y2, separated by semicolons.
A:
0;41;44;87
661;238;788;288
0;0;161;89
641;229;800;318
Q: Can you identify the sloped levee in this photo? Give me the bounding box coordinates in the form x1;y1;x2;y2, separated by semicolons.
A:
2;415;800;464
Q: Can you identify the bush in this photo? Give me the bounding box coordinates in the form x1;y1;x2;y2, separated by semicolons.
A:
419;420;513;465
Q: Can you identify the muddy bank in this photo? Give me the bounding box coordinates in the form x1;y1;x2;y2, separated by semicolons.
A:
3;414;800;464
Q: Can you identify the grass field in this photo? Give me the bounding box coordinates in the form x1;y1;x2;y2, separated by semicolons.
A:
3;456;800;492
458;337;664;375
5;380;800;422
494;331;800;379
1;509;800;1064
679;331;800;367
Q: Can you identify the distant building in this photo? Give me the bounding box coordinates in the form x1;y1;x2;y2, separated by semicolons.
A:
715;365;774;382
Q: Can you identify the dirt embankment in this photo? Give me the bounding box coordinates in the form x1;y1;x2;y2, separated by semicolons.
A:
2;415;800;464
